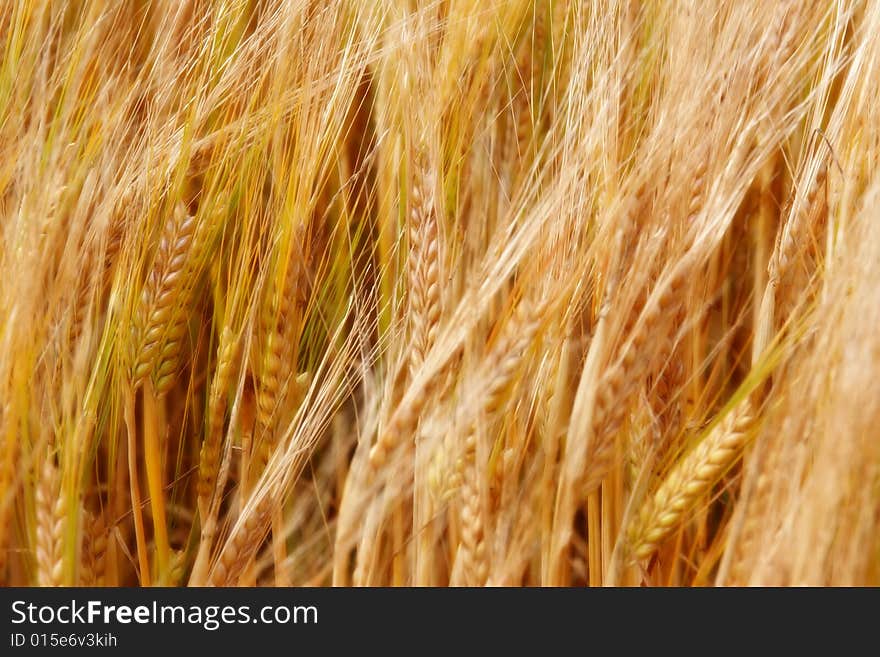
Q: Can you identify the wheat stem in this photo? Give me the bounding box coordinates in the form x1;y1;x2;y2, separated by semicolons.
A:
123;389;151;586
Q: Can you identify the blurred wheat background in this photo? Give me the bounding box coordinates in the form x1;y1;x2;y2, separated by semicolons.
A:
0;0;878;587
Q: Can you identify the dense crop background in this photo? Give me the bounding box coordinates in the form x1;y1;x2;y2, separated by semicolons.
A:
0;0;878;586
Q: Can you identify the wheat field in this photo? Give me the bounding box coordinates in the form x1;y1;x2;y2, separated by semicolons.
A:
0;0;878;587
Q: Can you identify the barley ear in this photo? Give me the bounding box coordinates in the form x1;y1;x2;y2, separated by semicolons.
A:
35;459;65;587
627;404;754;561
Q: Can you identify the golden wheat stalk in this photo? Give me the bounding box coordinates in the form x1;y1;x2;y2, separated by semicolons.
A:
130;202;197;393
431;295;546;498
255;233;307;440
452;455;489;586
582;259;691;495
627;403;754;561
210;495;273;586
368;142;443;471
80;509;108;586
35;459;65;587
198;326;240;517
407;142;443;377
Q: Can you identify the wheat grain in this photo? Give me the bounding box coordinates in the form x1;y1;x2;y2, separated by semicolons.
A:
255;233;307;437
453;456;489;586
198;326;240;515
35;459;65;587
407;142;443;377
431;296;545;499
628;404;754;561
582;260;690;495
80;509;108;586
130;203;196;393
210;495;273;586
